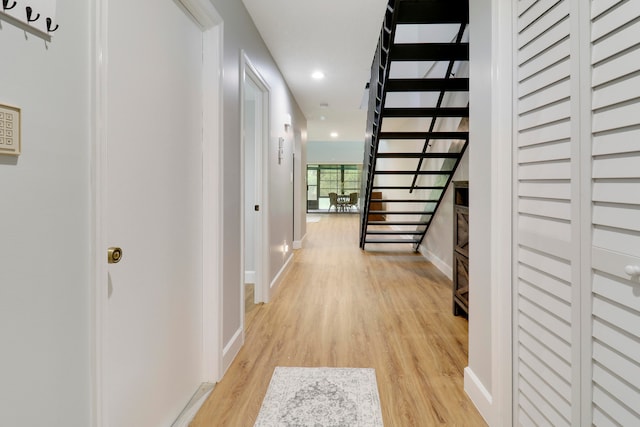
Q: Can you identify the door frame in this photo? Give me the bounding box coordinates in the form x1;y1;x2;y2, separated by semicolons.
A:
240;51;270;309
90;1;224;425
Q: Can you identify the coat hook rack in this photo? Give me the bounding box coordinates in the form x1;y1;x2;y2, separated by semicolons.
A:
2;0;17;10
46;17;58;32
26;6;39;22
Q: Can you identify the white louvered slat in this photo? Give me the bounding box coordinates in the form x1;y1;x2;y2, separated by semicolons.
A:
592;19;640;64
518;81;570;115
518;262;571;301
519;279;571;321
591;0;640;41
518;0;563;33
593;203;640;232
520;328;572;382
518;119;570;147
519;19;570;66
518;246;572;282
592;341;640;394
592;364;640;418
593;384;640;426
518;38;570;82
592;45;640;87
592;317;640;364
518;159;571;180
593;127;640;156
519;346;572;398
519;313;572;363
518;140;571;164
518;0;569;48
519;296;572;343
519;197;571;221
518;61;570;99
592;180;640;205
519;180;571;200
593;225;640;259
591;0;624;20
518;371;571;426
592;73;640;110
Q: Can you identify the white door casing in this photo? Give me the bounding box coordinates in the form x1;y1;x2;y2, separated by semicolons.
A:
240;51;270;309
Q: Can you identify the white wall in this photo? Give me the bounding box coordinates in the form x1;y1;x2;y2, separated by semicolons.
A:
208;0;306;357
465;0;494;420
307;140;364;164
0;1;91;425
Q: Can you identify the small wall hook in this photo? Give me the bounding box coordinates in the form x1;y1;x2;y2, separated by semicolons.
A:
26;6;40;23
46;17;58;32
2;0;17;11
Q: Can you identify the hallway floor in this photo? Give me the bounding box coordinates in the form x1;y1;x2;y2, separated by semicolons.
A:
191;214;486;426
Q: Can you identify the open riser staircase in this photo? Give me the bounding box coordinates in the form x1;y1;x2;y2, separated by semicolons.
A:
359;0;469;251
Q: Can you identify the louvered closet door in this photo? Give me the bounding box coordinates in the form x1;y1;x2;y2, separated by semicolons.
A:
590;1;640;425
514;0;579;425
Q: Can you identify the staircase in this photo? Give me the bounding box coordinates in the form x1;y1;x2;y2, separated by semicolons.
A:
359;0;469;251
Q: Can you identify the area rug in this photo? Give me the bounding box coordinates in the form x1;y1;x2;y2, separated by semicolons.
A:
306;215;322;223
254;367;384;427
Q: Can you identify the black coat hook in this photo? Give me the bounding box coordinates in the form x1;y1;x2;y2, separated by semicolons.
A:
46;17;58;32
3;0;17;11
26;6;40;23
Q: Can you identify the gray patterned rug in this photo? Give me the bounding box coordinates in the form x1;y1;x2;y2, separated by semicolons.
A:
254;367;384;427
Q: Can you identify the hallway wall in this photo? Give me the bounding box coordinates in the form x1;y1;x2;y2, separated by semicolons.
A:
208;0;307;365
0;1;91;425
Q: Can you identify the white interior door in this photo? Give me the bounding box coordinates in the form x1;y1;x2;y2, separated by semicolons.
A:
589;1;640;424
103;0;204;425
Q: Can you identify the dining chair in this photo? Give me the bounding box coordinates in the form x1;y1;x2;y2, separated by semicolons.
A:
328;192;338;212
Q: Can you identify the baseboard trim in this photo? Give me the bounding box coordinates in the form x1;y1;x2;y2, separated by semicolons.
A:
292;233;306;249
222;327;243;375
418;245;452;280
171;382;215;427
464;366;493;425
270;252;294;296
244;270;255;284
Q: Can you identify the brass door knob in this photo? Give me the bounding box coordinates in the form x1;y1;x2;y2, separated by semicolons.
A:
108;247;123;264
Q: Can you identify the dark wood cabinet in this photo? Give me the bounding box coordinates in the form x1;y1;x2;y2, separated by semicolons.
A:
453;181;469;316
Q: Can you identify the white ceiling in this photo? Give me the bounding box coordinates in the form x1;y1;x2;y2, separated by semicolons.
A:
242;0;389;142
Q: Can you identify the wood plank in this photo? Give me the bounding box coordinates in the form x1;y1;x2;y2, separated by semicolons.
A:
191;215;486;426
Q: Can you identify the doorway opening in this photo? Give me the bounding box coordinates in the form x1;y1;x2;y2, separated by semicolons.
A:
241;52;270;330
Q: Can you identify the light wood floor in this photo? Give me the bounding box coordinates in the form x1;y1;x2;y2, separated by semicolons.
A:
191;214;486;426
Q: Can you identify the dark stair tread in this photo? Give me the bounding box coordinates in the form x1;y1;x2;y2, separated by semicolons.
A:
366;230;423;235
382;106;469;117
370;199;439;203
368;211;435;215
395;0;469;25
389;43;469;62
378;131;468;140
364;239;420;244
376;152;460;158
386;78;469;92
372;186;445;190
373;170;452;175
368;221;430;226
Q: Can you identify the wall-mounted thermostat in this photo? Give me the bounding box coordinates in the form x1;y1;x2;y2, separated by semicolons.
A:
0;104;21;156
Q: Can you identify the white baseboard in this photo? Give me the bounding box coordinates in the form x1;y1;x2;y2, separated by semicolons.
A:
222;327;243;375
171;382;215;427
292;233;306;249
417;245;452;280
270;252;294;297
244;270;255;284
464;366;493;425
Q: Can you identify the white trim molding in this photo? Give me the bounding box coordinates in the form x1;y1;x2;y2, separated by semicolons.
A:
464;367;493;424
418;245;452;280
222;327;244;375
270;252;294;295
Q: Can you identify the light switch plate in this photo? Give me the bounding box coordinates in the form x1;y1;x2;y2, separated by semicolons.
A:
0;103;21;156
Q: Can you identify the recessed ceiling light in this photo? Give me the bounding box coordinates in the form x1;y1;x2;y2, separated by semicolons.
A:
312;71;325;80
330;132;339;138
320;115;326;121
